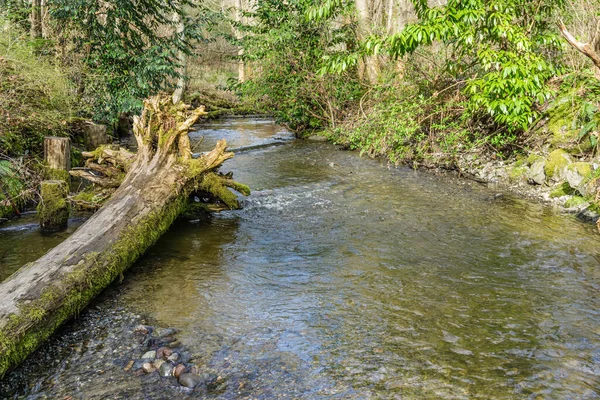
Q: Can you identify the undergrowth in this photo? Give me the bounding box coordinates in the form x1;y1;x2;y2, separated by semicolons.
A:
0;19;75;158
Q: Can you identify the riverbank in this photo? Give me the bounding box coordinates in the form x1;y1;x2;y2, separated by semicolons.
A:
305;74;600;227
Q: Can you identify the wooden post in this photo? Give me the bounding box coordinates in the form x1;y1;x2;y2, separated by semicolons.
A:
38;180;70;233
44;137;71;171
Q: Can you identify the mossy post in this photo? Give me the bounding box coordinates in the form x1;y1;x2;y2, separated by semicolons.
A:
0;95;246;377
38;180;70;233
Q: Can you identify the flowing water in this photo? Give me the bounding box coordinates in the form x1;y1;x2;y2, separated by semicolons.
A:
1;118;600;399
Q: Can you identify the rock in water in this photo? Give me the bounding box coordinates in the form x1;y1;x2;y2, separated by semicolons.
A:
159;362;174;377
155;328;177;338
142;362;156;374
142;351;156;359
134;325;151;335
157;347;173;359
154;359;165;370
306;135;328;142
173;364;186;378
167;353;180;363
179;373;202;388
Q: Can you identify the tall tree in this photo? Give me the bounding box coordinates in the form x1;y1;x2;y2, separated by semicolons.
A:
30;0;42;39
172;7;187;104
235;0;245;82
354;0;378;83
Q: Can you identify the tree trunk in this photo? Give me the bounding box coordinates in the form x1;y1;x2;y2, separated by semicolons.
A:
355;0;379;84
386;0;394;34
31;0;42;39
44;137;71;171
172;8;188;105
235;0;246;82
0;96;242;377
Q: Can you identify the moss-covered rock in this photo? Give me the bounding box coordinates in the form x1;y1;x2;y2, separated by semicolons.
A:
509;165;528;184
544;149;572;182
565;162;594;195
38;180;70;233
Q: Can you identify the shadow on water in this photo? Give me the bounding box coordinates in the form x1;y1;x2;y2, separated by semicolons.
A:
1;117;600;399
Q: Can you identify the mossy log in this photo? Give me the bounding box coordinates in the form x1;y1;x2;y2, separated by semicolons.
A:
0;96;247;377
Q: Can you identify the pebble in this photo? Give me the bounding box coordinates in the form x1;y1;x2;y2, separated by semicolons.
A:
155;328;177;338
154;359;166;370
167;353;180;363
173;364;186;378
123;360;134;371
159;362;174;377
134;325;151;335
142;363;156;374
178;373;202;388
142;351;156;359
160;336;177;344
157;347;173;359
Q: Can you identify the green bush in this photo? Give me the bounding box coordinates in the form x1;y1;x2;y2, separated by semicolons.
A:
0;19;74;157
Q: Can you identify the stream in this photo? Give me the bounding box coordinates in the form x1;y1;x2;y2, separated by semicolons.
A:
1;118;600;399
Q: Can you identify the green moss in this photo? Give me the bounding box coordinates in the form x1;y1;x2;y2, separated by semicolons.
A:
514;157;527;168
550;182;574;198
37;180;70;232
71;147;84;168
71;189;95;203
544;93;580;148
509;165;528;183
544;149;571;179
197;172;242;209
568;162;593;179
44;168;70;183
526;154;542;166
565;195;588;208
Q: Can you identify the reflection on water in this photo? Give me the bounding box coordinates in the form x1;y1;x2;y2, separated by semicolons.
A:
0;214;86;282
1;118;600;398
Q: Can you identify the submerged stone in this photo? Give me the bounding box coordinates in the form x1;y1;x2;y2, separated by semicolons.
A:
154;359;166;370
173;364;186;378
159;362;174;377
178;373;202;388
142;351;156;359
142;362;156;374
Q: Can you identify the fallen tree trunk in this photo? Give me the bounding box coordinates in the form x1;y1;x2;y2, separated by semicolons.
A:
0;96;247;377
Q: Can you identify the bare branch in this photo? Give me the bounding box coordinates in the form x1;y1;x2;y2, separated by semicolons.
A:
558;19;600;72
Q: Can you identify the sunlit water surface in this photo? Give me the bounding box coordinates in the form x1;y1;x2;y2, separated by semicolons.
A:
1;118;599;399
